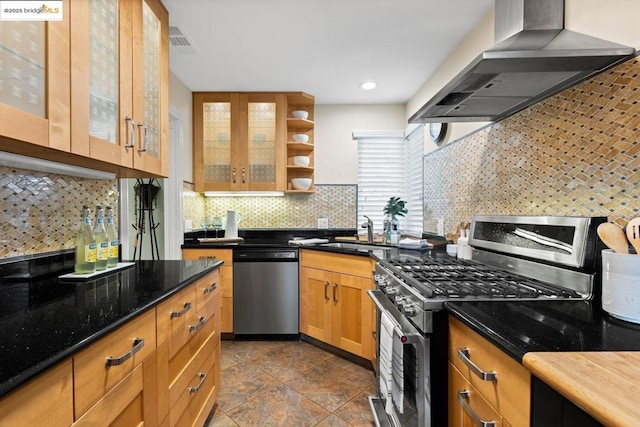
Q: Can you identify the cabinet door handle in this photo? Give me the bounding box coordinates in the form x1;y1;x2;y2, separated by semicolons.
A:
333;283;339;303
188;372;207;393
188;316;207;332
137;122;148;153
124;116;136;150
241;167;246;183
324;281;329;300
105;338;144;367
458;348;497;382
170;302;192;318
198;256;217;260
203;282;218;294
457;390;496;427
232;167;237;183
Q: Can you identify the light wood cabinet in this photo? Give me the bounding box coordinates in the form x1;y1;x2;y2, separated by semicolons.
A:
285;92;315;193
156;269;221;427
299;250;375;360
0;0;71;153
448;316;530;427
0;360;73;427
182;248;233;333
73;307;157;419
70;0;169;178
193;92;287;192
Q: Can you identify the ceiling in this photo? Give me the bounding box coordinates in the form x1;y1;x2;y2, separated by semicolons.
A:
163;0;493;105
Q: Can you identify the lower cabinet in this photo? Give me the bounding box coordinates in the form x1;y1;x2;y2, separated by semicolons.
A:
182;248;233;334
299;250;375;360
448;316;530;427
0;268;221;427
0;360;73;426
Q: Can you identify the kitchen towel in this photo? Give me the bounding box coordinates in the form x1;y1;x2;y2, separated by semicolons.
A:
287;238;329;245
379;311;396;415
398;237;431;250
391;327;404;413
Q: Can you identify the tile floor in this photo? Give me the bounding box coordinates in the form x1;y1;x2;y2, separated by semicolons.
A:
206;339;377;426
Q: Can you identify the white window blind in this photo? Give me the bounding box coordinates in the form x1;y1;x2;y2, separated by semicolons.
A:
405;125;424;235
354;129;423;236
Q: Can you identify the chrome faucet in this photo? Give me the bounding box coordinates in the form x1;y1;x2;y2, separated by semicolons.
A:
361;216;374;243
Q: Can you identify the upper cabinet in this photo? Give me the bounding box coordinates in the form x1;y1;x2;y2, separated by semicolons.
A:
193;91;315;193
0;0;71;152
70;0;169;178
193;92;288;192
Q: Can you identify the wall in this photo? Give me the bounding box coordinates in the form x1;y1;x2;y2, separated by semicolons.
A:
169;71;193;182
183;183;357;230
424;56;640;237
0;166;118;259
314;104;406;184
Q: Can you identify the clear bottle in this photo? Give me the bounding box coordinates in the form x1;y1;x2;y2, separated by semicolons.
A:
75;205;96;274
94;205;109;271
105;206;119;268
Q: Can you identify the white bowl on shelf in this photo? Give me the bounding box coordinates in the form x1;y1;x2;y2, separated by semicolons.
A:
291;178;312;190
292;156;310;167
292;134;309;143
292;110;309;120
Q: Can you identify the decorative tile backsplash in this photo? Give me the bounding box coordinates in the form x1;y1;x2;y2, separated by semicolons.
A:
183;184;357;229
424;56;640;235
0;166;119;259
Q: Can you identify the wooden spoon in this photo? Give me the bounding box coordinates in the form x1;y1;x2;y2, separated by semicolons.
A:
625;217;640;254
598;222;629;254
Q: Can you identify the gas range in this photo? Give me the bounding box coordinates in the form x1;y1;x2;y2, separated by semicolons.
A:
373;215;606;333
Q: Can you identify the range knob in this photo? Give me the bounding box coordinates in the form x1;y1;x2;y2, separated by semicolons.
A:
402;302;417;316
394;295;406;306
385;286;399;296
374;274;389;288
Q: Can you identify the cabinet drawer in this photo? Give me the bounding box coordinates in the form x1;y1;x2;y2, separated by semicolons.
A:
73;364;144;427
300;249;374;278
195;270;220;312
449;363;503;427
0;360;73;427
182;248;232;265
449;317;530;427
74;309;157;418
169;333;219;427
157;284;197;346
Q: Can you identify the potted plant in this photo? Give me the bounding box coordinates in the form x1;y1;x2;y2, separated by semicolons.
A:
383;196;407;243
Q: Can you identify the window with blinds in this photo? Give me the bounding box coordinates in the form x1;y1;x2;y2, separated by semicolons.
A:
355;127;424;236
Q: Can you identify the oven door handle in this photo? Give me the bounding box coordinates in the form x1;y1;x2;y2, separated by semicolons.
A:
368;289;422;343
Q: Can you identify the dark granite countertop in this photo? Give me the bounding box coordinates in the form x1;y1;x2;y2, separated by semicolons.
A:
0;255;222;398
445;300;640;362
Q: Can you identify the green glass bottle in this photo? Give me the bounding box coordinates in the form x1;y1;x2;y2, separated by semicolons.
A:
105;206;119;268
94;205;109;271
75;206;96;274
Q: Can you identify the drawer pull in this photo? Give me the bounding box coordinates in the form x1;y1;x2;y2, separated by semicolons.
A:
188;316;207;332
105;338;144;367
457;390;496;427
203;282;218;294
458;348;497;382
170;302;192;318
188;372;207;393
198;256;217;260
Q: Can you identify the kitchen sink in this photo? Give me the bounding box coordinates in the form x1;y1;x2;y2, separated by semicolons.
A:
317;242;392;251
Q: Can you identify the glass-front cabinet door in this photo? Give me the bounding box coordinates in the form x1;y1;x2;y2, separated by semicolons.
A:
132;0;168;176
194;92;285;192
0;0;70;151
242;93;285;191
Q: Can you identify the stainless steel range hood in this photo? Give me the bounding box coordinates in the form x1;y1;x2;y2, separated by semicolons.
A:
409;0;636;123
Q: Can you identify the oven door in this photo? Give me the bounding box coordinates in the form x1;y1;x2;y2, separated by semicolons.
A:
368;289;429;427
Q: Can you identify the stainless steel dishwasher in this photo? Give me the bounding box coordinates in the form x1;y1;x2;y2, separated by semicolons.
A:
233;247;299;336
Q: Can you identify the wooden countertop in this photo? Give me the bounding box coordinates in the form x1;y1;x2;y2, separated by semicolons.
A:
523;352;640;426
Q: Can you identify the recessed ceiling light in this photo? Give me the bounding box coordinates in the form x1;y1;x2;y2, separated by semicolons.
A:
360;81;377;90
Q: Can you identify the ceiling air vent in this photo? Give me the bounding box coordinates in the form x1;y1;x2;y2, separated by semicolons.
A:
169;25;197;54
